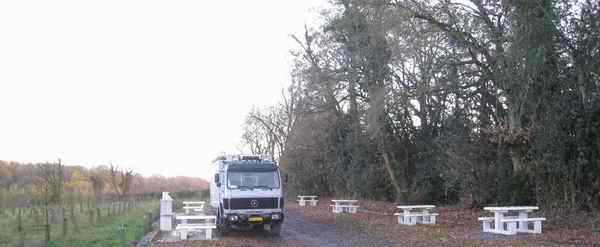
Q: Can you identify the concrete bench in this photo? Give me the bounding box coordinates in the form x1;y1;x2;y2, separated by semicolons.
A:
330;204;359;214
478;217;494;232
176;215;216;225
183;201;205;205
297;196;318;206
482;206;541;235
183;206;204;214
478;216;528;233
175;223;216;240
301;199;318;206
296;199;318;206
500;217;546;235
395;212;439;225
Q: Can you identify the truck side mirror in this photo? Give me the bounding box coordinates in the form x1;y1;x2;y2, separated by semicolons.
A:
214;174;221;187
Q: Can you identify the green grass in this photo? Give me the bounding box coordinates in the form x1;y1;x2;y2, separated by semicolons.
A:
52;202;158;247
0;201;158;247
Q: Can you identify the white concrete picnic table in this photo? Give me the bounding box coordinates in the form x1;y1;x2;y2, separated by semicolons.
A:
396;205;435;210
183;205;205;214
174;215;216;240
480;206;545;235
330;199;359;213
182;201;206;213
175;215;216;229
183;201;205;205
395;205;437;225
331;199;358;204
175;214;216;224
297;195;318;206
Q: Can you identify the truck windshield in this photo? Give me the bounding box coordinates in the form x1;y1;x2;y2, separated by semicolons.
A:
227;171;280;189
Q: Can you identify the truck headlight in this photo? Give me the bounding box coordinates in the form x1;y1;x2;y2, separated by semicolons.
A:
271;213;280;220
228;215;238;222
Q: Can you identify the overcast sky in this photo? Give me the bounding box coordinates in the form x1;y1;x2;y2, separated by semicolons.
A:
0;0;327;179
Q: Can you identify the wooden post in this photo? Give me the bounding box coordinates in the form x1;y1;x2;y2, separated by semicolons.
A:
96;208;101;224
146;212;153;232
88;209;94;225
33;207;40;223
17;209;24;247
70;204;80;233
49;208;55;224
62;207;67;238
44;205;50;247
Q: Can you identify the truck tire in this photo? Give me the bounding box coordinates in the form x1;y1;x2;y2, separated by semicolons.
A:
269;222;281;236
217;225;229;237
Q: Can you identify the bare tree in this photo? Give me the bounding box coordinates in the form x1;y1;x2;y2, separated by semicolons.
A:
109;164;133;199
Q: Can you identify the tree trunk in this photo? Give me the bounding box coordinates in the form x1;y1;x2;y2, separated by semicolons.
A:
508;106;523;172
382;151;403;202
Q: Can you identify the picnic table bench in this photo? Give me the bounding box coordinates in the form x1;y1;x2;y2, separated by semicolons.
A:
394;205;438;225
175;215;216;240
297;195;318;206
183;201;205;206
479;206;546;235
183;206;204;214
182;201;205;214
330;199;359;214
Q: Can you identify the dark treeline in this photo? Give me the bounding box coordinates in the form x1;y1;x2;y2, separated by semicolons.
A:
242;0;600;211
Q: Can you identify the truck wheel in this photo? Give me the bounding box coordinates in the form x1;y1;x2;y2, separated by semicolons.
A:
217;225;229;237
269;223;281;236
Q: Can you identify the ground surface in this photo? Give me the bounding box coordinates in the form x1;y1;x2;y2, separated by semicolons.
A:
152;199;600;247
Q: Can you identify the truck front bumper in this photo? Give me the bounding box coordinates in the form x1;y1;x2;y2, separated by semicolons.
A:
226;212;284;225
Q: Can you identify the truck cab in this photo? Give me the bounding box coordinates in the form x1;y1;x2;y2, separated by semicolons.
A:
210;155;284;235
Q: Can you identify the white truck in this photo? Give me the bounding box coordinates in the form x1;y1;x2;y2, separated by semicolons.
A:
209;155;285;235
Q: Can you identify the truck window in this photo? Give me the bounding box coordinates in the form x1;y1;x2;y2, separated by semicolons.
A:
227;171;280;189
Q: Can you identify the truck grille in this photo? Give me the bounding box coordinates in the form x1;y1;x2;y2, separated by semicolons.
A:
226;198;278;210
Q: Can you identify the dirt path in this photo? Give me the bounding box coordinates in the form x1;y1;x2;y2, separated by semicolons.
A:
278;207;393;247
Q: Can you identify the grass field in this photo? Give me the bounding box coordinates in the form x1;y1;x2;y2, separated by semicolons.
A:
0;200;159;247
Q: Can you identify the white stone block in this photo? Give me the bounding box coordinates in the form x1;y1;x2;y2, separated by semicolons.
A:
160;191;173;231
